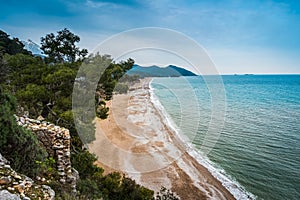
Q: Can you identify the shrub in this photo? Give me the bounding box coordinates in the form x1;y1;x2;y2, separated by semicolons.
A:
155;187;180;200
0;90;48;177
71;150;103;179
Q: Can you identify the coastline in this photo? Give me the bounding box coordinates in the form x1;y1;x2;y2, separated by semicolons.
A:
88;78;235;199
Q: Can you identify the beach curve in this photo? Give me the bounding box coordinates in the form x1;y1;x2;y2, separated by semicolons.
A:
88;78;235;199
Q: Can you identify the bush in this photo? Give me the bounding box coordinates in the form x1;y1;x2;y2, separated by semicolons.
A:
96;106;109;119
0;90;47;177
77;178;103;199
155;187;180;200
71;150;103;179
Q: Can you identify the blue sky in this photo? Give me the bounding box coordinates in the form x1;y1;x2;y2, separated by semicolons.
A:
1;0;300;74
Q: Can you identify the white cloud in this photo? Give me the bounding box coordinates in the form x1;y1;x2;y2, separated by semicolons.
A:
86;0;109;8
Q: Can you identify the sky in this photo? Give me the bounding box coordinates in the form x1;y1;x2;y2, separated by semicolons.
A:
1;0;300;74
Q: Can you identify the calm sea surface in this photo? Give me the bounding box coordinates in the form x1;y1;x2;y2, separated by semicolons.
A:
151;75;300;200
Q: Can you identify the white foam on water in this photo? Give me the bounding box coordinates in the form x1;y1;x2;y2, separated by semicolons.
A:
149;78;257;200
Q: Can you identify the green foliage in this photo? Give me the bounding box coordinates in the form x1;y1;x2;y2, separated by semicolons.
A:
155;187;180;200
48;180;85;200
41;28;88;63
77;178;103;199
43;67;77;92
16;84;48;116
0;30;31;55
0;90;47;177
3;53;80;132
2;53;44;88
35;157;57;178
0;52;7;84
98;58;135;100
0;30;167;200
71;150;154;200
96;105;109;119
77;171;154;200
59;110;74;123
73;54;113;143
98;173;154;200
71;150;103;179
4;53;40;70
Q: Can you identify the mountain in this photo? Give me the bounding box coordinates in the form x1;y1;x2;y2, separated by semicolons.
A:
127;65;197;77
21;39;45;57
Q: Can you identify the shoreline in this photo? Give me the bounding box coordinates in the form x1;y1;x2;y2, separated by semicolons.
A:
88;78;236;199
148;78;254;200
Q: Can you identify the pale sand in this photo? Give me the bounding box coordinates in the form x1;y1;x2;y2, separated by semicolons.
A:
88;78;235;200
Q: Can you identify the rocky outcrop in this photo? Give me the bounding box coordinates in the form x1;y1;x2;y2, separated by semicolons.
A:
15;116;78;194
0;153;55;200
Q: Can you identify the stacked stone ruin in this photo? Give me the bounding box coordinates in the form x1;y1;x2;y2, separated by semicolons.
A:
15;116;78;194
0;153;55;200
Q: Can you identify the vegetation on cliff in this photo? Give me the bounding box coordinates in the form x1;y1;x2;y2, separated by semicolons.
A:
0;29;179;199
0;90;47;177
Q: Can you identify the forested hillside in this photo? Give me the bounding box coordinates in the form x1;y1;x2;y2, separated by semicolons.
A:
0;29;178;200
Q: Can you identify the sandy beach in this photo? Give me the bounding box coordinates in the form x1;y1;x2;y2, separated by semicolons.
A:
88;78;235;199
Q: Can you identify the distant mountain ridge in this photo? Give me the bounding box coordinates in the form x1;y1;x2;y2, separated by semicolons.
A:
21;39;45;57
127;64;197;77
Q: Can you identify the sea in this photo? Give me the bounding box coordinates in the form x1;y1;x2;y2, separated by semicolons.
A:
150;75;300;200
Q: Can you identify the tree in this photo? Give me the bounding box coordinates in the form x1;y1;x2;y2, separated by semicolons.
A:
0;30;31;55
0;51;7;84
16;83;48;116
41;28;88;63
0;89;47;176
1;30;164;200
98;58;135;100
4;53;45;89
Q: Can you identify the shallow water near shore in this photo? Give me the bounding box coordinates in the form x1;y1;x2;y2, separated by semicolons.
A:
150;75;300;200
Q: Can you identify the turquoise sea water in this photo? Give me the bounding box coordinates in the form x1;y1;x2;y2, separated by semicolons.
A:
150;75;300;200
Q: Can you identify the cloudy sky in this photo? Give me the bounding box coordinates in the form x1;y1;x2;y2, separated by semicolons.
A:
1;0;300;74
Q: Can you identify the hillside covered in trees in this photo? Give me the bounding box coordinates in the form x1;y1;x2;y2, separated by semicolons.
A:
0;29;179;200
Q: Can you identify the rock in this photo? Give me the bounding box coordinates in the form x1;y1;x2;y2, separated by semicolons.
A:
7;186;14;191
0;154;9;165
64;151;70;157
3;165;10;169
14;115;77;193
17;121;23;126
42;185;55;200
58;171;65;176
0;153;55;199
59;178;66;184
52;144;64;149
0;176;12;185
13;174;22;180
0;190;20;200
30;125;40;130
14;182;25;194
20;193;25;199
24;111;29;117
20;117;25;124
37;115;45;121
24;180;33;188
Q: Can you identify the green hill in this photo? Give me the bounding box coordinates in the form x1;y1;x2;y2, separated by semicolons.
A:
127;64;197;77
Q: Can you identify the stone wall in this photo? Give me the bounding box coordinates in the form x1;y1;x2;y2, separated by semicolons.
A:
0;153;55;200
15;116;78;194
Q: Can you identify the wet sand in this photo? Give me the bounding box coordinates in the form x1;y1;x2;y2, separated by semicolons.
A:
88;78;235;199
